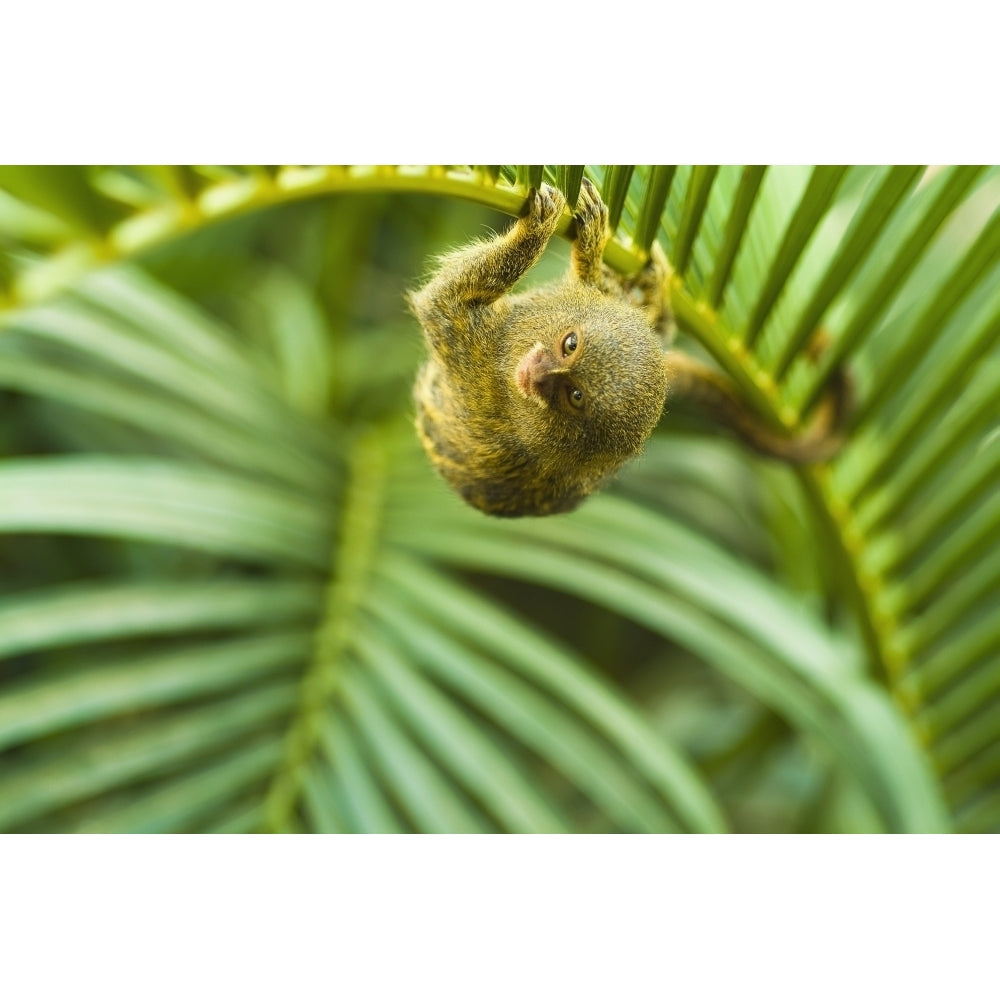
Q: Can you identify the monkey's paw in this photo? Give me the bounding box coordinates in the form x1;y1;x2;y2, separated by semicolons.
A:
571;178;610;284
524;184;566;233
574;177;609;243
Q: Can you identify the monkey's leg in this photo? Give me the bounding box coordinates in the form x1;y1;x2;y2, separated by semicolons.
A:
622;244;672;335
570;178;610;286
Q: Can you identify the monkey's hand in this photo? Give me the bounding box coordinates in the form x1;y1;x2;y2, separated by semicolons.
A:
568;182;672;337
571;178;610;286
499;183;566;288
524;183;565;230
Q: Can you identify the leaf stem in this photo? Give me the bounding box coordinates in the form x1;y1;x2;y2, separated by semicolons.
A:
262;426;387;831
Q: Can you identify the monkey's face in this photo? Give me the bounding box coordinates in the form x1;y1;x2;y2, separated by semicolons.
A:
508;289;669;465
515;328;588;416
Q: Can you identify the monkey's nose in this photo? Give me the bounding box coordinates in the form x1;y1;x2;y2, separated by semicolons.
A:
515;344;550;398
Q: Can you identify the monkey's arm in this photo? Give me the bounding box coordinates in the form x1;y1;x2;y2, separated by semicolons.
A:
410;186;566;343
666;353;852;464
570;178;610;286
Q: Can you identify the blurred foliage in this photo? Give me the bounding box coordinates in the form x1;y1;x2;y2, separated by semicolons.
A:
0;165;997;832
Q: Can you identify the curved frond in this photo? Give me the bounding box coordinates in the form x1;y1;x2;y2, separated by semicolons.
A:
1;164;997;831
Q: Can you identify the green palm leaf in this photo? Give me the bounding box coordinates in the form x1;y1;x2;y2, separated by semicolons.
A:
0;164;996;832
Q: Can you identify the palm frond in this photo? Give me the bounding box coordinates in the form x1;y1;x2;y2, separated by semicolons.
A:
1;164;997;831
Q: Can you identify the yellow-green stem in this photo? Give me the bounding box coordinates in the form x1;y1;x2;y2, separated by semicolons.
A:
262;427;387;831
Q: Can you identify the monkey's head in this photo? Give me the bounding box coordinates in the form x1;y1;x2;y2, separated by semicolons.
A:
505;284;669;475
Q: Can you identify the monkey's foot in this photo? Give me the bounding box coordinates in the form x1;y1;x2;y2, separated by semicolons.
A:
625;244;672;335
572;177;610;285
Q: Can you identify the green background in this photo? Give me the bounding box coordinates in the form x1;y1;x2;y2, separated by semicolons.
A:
0;165;997;833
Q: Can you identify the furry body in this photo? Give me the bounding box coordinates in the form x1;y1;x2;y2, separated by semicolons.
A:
410;182;667;516
410;181;849;517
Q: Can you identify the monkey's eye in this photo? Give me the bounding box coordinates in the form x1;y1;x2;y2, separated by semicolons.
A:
566;385;585;410
561;331;579;356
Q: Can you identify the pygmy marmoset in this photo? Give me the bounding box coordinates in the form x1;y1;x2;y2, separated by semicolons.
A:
410;180;847;517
